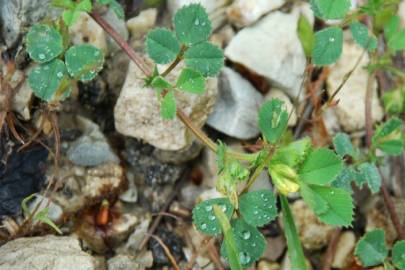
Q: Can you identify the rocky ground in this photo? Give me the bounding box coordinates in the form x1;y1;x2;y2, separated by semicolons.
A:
0;0;405;269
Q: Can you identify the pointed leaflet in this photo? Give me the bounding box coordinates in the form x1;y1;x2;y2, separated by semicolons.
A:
314;0;351;19
184;42;223;77
221;219;266;268
258;99;289;144
372;118;404;156
333;133;356;158
239;190;278;227
176;68;205;93
192;198;234;236
392;240;405;270
146;28;180;64
151;76;172;89
298;148;342;185
297;14;315;58
160;91;177;119
313;27;343;66
350;21;377;51
65;44;104;81
355;229;388;267
301;184;354;227
173;3;212;46
26;24;64;63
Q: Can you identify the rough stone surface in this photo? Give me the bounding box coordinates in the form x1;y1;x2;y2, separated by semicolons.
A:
114;61;218;151
258;260;281;270
327;39;383;132
287;200;335;250
227;0;285;27
167;0;231;30
102;9;128;54
127;8;157;50
153;141;203;164
265;88;297;127
225;10;306;99
207;67;263;139
0;236;97;270
332;231;356;269
70;12;107;54
107;253;153;270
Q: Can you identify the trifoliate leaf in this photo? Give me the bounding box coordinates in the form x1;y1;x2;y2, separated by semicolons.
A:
350;21;377;51
176;68;205;93
301;184;354;227
146;28;180;64
160;91;176;119
357;163;381;193
271;137;312;169
384;16;400;42
299;148;342;185
26;24;64;63
315;0;351;19
313;27;343;66
151;76;172;89
258;99;289;144
28;59;69;102
173;3;212;46
239;190;278;227
184;41;223;77
392;240;405;270
298;14;315;58
333;133;356;158
192;198;234;236
355;229;388;267
221;219;266;268
65;44;104;81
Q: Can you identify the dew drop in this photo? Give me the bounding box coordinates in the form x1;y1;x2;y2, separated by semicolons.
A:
209;215;216;221
221;205;227;212
205;205;213;211
242;231;251;240
56;71;63;78
254;210;259;215
201;223;207;230
38;53;46;60
329;37;335;42
239;252;251;265
331;191;335;195
194;18;200;26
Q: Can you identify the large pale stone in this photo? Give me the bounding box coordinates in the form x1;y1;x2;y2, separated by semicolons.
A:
207;67;263;139
332;231;356;269
327;39;383;132
114;61;217;150
225;11;306;99
227;0;285;27
0;236;97;270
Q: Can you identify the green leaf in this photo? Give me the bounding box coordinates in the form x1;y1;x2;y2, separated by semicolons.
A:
382;88;405;115
192;198;234;236
392;240;405;270
258;99;289;144
109;0;125;19
333;133;356;158
350;21;377;51
52;0;75;9
34;208;63;234
313;27;343;66
76;0;92;11
271;138;312;169
388;29;405;51
315;0;351;19
151;76;172;89
62;10;81;26
372;118;404;155
384;15;400;42
298;148;342;185
184;41;223;77
173;3;212;46
355;229;388;267
213;206;243;270
28;59;69;102
309;0;324;19
280;196;308;270
176;68;205;93
300;184;354;227
297;14;315;58
160;91;177;119
357;163;381;193
377;140;404;155
221;219;266;268
239;190;278;227
146;28;180;64
65;44;104;81
331;166;355;193
21;194;37;217
373;118;402;140
216;140;226;174
26;24;64;63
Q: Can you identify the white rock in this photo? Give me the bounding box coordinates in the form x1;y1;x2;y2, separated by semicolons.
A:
294;1;315;26
332;231;356;269
0;236;97;270
400;0;405;28
207;67;263;139
114;61;218;151
227;0;285;27
225;11;306;99
322;108;341;135
258;260;281;270
327;39;383;132
69;12;108;54
265;88;297;127
127;9;157;39
167;0;232;30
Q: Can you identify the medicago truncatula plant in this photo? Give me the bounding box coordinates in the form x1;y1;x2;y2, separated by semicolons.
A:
23;0;405;269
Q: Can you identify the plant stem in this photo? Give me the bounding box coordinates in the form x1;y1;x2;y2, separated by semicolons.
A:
161;45;187;77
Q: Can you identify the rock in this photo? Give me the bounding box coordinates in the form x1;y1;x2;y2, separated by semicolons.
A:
265;88;297;127
294;1;315;26
332;231;356;269
119;172;138;203
124;217;152;252
261;236;286;262
149;227;184;266
281;254;312;270
153;141;204;164
103;51;130;95
183;248;214;269
207;67;263;139
167;0;231;30
399;0;405;27
0;0;60;47
27;194;63;222
225;10;306;99
286;200;335;250
102;9;129;54
327;38;383;132
69;12;108;54
127;8;157;50
115;61;218;151
258;260;281;270
227;0;285;27
210;25;236;48
0;236;97;270
107;253;153;270
250;171;272;191
67;116;118;166
322;108;341;135
10;70;32;120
